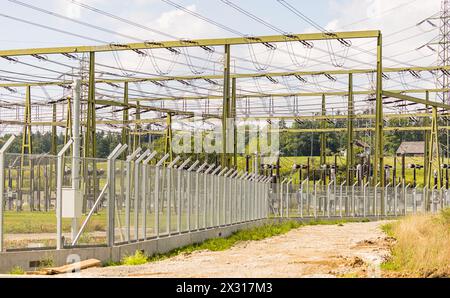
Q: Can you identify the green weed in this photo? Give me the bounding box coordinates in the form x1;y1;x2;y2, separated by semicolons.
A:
121;250;149;266
8;266;25;275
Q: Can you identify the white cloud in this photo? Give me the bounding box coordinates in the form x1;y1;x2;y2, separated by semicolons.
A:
325;0;441;64
118;4;220;40
56;0;105;19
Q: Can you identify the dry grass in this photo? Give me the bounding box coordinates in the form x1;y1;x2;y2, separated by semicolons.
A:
382;209;450;277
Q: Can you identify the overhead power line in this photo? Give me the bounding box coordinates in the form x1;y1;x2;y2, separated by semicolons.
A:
161;0;245;36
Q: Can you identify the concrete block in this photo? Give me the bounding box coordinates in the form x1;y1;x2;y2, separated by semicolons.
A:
156;233;191;254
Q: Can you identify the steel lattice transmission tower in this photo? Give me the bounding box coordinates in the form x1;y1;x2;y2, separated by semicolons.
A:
437;0;450;104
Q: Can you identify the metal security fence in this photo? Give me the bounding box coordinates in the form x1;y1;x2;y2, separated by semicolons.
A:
0;139;271;251
269;178;450;219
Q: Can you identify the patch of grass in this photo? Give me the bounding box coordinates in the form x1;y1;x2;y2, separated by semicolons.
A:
38;257;54;269
121;250;149;266
380;261;401;272
439;208;450;225
8;266;25;275
102;259;121;267
103;219;371;267
3;211;107;234
381;209;450;277
381;223;395;237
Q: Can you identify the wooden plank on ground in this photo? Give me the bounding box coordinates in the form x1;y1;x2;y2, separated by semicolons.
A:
26;259;101;275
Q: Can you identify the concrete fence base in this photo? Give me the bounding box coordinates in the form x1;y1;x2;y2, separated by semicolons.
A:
0;220;270;273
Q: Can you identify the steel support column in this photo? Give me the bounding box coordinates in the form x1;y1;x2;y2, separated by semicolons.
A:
320;94;326;168
122;82;129;157
347;73;354;186
424;91;431;187
83;51;97;213
133;100;141;152
165;112;173;163
20;85;32;204
427;107;442;190
231;77;237;168
222;44;231;167
320;94;326;184
374;33;384;189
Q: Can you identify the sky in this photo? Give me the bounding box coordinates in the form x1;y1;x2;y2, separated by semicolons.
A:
0;0;445;135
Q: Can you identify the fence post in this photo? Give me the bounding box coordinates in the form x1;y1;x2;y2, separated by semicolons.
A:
238;172;245;222
166;156;181;235
433;185;438;213
202;164;215;229
363;181;369;217
176;158;192;233
133;149;151;241
374;183;380;217
186;160;199;232
241;173;249;222
261;177;267;219
0;136;15;252
267;177;272;218
413;184;418;214
385;183;391;216
141;151;157;240
351;181;358;217
286;179;292;218
210;166;222;227
107;144;128;247
125;148;141;243
300;179;307;218
257;175;263;220
222;168;234;225
217;168;228;226
306;176;310;216
254;175;260;221
404;184;410;215
280;179;287;218
235;171;244;223
237;172;245;222
446;186;449;209
314;180;322;218
265;176;271;219
246;174;254;222
230;171;239;223
340;180;346;218
56;139;73;250
394;182;401;217
327;181;333;218
195;163;208;230
423;186;428;213
154;153;170;238
252;174;258;221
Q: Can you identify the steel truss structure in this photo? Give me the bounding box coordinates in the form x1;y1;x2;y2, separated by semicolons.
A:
0;30;449;207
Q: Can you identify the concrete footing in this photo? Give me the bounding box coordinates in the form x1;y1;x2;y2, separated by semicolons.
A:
0;220;269;273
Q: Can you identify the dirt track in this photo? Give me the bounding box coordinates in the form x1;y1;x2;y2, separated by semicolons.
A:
71;221;393;278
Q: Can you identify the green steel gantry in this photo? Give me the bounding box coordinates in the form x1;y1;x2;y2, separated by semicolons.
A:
1;30;449;191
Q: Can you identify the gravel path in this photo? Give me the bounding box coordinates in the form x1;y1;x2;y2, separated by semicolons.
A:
71;221;393;278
